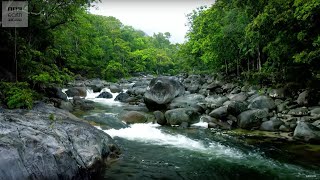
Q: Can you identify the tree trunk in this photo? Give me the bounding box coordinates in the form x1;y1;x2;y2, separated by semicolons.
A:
257;46;261;71
225;59;228;75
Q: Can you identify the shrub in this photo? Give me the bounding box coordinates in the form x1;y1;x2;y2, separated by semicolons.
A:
0;82;37;109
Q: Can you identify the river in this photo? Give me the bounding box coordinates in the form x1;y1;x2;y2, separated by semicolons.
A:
71;88;320;180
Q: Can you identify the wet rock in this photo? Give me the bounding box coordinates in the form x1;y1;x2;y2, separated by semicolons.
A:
222;83;235;93
0;104;120;180
58;101;73;112
144;77;185;110
228;92;248;102
109;84;122;93
310;107;320;116
277;101;290;112
312;120;320;128
45;87;68;101
260;118;284;131
84;113;127;130
248;95;276;110
268;88;285;99
114;93;130;102
279;125;291;132
71;96;95;111
154;111;166;125
237;109;269;129
288;107;309;117
165;108;199;126
227;101;248;116
120;111;147;124
293;122;320;143
205;95;229;108
96;92;113;99
296;90;319;106
169;94;205;112
209;106;228;120
65;87;87;97
86;78;108;92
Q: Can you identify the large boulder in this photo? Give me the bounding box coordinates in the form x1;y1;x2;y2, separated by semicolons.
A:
227;101;248;116
96;92;113;99
114;93;130;102
71;96;95;111
293;122;320;143
120;111;147;124
205;95;229;108
45;87;68;101
260;118;284;131
65;87;87;98
248;95;276;110
0;103;120;180
169;94;205;112
297;90;319;106
154;111;166;125
83;113;128;130
109;84;122;93
85;78;108;92
237;109;269;129
227;92;248;102
144;77;185;110
209;106;228;120
165;108;199;126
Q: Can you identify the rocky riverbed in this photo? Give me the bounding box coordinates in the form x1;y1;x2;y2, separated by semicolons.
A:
59;74;320;144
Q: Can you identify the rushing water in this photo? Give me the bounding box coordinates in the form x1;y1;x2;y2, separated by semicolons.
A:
67;88;320;180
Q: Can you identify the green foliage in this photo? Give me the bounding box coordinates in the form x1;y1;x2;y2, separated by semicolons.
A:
180;0;320;87
49;113;55;121
102;60;127;82
0;82;37;109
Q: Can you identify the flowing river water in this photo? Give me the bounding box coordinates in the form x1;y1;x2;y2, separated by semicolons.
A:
68;88;320;180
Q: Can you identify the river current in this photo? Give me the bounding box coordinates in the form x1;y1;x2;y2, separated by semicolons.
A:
66;88;320;180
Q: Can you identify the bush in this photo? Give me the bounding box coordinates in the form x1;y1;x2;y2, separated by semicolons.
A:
0;82;37;109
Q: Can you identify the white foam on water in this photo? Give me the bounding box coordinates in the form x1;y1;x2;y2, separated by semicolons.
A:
62;88;126;106
191;117;209;128
85;88;124;106
104;123;244;159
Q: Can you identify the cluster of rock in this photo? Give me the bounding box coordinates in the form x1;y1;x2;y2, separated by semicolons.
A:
122;75;320;143
0;103;120;179
48;75;320;144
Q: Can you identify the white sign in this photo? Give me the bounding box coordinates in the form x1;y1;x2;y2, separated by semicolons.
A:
2;1;28;27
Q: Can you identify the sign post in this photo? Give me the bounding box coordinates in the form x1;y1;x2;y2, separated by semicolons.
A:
2;1;28;82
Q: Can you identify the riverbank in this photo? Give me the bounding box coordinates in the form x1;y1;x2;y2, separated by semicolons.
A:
0;102;120;179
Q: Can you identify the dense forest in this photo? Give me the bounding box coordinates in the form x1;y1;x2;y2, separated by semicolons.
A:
0;0;320;109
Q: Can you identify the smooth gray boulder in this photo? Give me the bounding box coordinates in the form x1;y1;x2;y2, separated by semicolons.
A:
109;84;122;93
154;111;166;125
169;94;205;111
46;87;68;101
0;103;120;180
96;92;113;99
248;95;276;110
209;106;228;119
294;122;320;143
260;118;284;131
227;101;248;116
165;108;199;126
144;77;185;110
120;111;147;124
237;109;269;129
115;93;130;102
65;87;87;97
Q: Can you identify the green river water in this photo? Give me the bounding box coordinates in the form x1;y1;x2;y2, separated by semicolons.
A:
76;89;320;180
